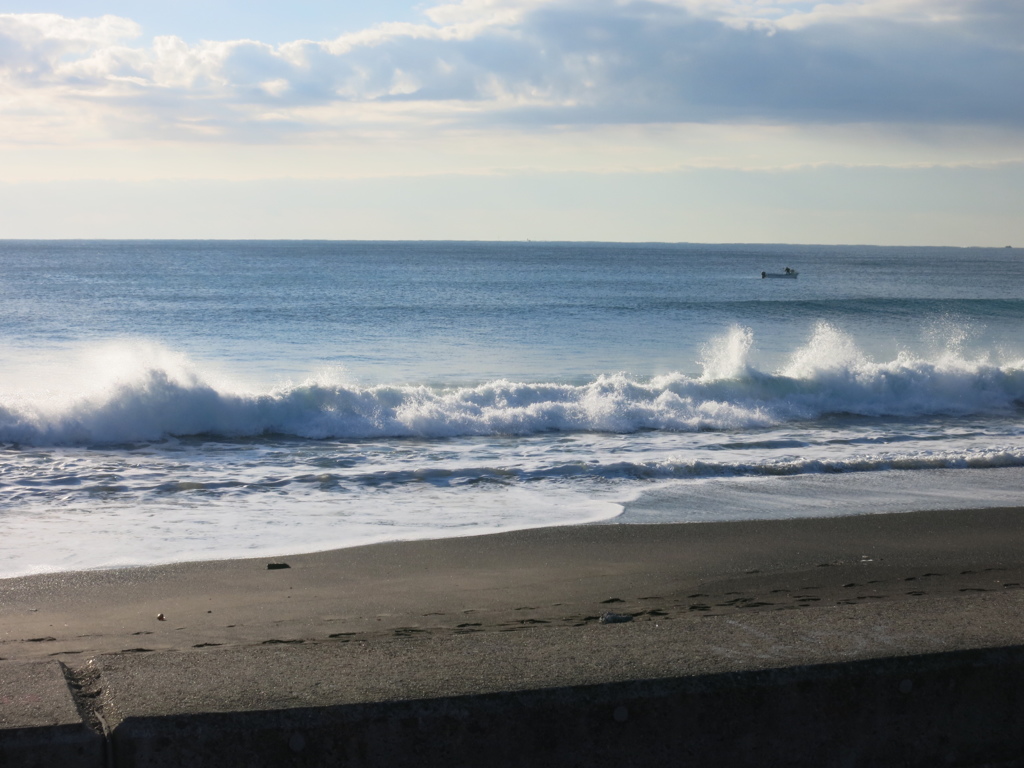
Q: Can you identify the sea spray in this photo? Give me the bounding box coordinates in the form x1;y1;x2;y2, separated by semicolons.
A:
2;332;1023;446
698;326;755;381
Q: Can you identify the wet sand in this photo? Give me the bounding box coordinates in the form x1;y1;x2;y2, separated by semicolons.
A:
3;506;1024;662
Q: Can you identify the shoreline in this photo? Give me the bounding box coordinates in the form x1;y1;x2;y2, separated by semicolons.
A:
8;464;1024;581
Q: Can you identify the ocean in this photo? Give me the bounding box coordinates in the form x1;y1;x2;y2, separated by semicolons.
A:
1;240;1022;577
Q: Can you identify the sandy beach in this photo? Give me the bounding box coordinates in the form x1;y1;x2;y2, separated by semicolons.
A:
6;507;1024;766
4;506;1024;662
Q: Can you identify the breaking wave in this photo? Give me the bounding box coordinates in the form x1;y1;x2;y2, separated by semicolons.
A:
2;326;1023;446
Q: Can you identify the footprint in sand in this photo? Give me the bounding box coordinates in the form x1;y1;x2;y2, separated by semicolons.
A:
716;597;752;606
393;628;427;637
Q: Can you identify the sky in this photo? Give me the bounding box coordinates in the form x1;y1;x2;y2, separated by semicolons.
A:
0;0;1022;244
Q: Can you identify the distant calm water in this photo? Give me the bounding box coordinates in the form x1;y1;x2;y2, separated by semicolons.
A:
1;241;1023;575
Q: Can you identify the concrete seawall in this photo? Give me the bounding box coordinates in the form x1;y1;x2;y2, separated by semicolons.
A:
105;646;1024;768
5;621;1024;766
0;661;103;768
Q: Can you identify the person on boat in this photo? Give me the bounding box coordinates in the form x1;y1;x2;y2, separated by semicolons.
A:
761;271;766;278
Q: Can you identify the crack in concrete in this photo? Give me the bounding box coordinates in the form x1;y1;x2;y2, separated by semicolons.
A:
60;660;112;767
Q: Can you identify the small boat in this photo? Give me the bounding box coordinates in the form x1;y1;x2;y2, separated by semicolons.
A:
761;267;798;279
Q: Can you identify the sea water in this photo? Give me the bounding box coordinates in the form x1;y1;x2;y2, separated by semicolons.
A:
1;240;1022;576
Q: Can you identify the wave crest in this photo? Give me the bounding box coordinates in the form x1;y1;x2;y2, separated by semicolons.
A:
2;335;1023;445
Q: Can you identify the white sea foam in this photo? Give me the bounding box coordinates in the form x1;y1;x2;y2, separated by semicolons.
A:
1;332;1022;446
0;485;624;578
623;467;1024;524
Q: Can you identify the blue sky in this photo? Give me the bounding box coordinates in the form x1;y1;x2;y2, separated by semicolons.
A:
0;1;428;42
1;0;1021;243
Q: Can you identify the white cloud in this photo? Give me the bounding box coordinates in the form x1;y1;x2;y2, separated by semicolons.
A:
259;77;290;97
0;0;1022;145
0;11;139;47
